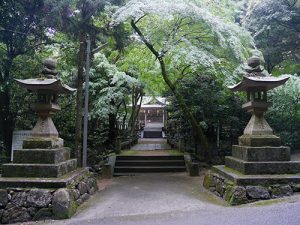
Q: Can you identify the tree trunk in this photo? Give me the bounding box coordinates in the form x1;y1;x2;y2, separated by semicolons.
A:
0;58;15;157
74;31;86;167
108;113;117;148
0;90;14;156
131;19;210;162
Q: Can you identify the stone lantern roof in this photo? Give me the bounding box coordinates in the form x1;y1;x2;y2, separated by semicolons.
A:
15;58;75;94
229;56;289;92
15;78;76;94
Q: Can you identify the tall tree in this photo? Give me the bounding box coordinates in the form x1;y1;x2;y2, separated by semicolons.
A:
113;0;253;161
0;0;49;154
45;0;112;166
243;0;300;73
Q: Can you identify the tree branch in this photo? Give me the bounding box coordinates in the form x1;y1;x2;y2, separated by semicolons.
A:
131;19;159;57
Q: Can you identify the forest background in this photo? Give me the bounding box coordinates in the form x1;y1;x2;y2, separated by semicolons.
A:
0;0;299;165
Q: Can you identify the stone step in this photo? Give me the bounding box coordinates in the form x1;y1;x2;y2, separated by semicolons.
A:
1;159;77;178
225;156;300;175
116;155;184;160
143;131;162;138
115;160;185;167
114;155;186;175
13;148;71;164
114;166;186;174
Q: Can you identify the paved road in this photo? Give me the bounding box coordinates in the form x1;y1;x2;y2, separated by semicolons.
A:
35;172;300;225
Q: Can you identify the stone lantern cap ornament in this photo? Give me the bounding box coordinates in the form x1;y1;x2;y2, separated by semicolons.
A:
228;56;289;147
15;58;76;149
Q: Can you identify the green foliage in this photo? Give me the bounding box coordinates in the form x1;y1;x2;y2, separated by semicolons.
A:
113;0;254;89
267;75;300;150
89;52;140;120
167;74;248;161
243;0;300;73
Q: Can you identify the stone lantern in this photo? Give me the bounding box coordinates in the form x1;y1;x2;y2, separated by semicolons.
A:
203;56;300;205
0;59;99;222
15;58;75;148
1;58;79;179
228;56;289;147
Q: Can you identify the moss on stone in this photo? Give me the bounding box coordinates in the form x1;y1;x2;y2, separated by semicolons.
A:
224;184;234;202
203;174;216;189
229;186;248;206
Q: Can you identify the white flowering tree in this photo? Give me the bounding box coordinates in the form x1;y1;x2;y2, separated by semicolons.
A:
112;0;253;158
89;53;142;144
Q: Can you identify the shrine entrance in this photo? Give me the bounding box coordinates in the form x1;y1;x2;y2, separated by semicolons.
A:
138;97;167;138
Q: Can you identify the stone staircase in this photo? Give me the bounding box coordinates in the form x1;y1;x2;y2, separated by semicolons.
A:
114;155;186;176
143;127;163;138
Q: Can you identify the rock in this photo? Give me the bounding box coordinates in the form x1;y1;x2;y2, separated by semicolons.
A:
80;193;90;202
246;186;270;199
27;189;52;208
229;186;248;206
1;206;31;224
76;198;83;206
5;203;13;209
88;187;96;195
28;207;38;217
224;184;234;202
291;183;300;192
7;194;11;201
215;179;225;197
270;185;293;198
87;177;98;191
52;188;77;219
11;191;27;207
0;190;8;207
69;189;81;201
77;181;88;195
33;208;53;220
203;174;216;189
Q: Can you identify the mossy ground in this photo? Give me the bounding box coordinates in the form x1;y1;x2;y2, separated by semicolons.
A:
119;149;183;156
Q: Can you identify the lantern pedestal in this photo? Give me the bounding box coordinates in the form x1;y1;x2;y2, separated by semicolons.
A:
0;59;98;223
203;56;300;205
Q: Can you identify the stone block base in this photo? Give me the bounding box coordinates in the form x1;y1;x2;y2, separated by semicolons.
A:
232;145;290;162
22;137;64;149
225;157;300;175
2;159;77;178
203;166;300;205
0;170;98;224
13;148;71;164
239;135;281;147
0;168;88;189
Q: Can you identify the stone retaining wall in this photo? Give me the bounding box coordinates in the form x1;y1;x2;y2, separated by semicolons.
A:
0;175;98;224
204;172;300;205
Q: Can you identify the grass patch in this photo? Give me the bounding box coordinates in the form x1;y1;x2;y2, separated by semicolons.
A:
253;198;283;206
119;149;184;156
119;150;138;156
